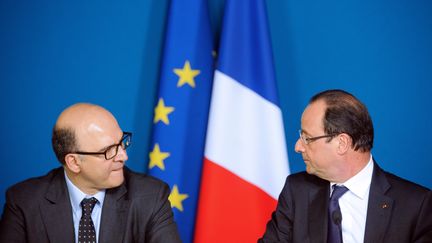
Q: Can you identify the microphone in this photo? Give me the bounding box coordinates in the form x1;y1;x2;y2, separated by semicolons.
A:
332;210;342;225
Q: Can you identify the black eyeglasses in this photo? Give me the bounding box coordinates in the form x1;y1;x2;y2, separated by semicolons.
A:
71;132;132;160
298;130;337;145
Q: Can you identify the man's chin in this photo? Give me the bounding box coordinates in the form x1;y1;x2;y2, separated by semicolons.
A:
108;171;124;188
305;165;315;175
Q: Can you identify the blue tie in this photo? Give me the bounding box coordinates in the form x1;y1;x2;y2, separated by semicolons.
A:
327;185;348;243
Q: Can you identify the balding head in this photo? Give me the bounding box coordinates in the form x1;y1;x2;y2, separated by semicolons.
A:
52;103;121;164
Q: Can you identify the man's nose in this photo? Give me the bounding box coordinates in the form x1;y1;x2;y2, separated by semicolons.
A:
294;138;305;153
115;146;128;161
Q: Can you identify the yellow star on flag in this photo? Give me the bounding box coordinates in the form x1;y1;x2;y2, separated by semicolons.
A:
173;60;200;88
168;185;189;211
153;98;174;125
148;143;170;170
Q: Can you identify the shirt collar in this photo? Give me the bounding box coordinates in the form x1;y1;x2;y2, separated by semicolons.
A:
331;155;374;199
64;170;106;213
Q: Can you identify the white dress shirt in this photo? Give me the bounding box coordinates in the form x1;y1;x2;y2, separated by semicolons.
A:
64;172;106;243
330;156;374;243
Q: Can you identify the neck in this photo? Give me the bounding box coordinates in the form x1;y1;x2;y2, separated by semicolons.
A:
333;151;371;183
64;168;99;195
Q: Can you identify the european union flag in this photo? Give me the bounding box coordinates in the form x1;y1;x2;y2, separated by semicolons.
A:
147;0;214;242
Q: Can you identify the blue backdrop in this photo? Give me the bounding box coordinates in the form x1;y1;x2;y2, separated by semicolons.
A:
1;0;431;215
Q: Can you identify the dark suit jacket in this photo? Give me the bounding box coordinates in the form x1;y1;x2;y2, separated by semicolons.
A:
0;167;181;243
259;162;432;243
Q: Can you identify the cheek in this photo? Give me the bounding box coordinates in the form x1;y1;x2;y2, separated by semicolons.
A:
90;162;113;179
104;164;115;176
303;147;314;159
305;148;322;166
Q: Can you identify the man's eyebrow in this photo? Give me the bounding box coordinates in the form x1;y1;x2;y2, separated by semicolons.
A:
300;129;310;136
97;144;114;152
98;141;118;152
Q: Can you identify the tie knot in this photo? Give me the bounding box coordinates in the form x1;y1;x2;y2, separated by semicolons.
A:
330;185;348;201
81;197;98;215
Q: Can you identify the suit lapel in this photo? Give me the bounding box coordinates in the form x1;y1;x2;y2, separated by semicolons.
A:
364;163;393;243
308;178;329;243
40;168;75;242
99;181;129;242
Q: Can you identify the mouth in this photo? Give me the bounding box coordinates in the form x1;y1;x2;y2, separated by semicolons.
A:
112;166;123;172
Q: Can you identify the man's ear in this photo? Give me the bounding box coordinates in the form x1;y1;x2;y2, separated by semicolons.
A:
65;154;81;173
337;133;352;154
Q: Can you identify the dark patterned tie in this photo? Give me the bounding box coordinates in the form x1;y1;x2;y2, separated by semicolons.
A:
327;185;348;243
78;197;98;243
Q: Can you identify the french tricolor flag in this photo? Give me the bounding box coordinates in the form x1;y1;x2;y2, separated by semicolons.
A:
194;0;290;242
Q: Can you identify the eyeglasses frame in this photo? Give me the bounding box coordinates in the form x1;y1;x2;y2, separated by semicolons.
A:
70;131;132;160
298;129;338;145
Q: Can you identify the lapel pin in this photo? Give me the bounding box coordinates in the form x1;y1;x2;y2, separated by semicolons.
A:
381;203;388;209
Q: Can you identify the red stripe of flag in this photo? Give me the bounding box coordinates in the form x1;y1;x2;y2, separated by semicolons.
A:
194;158;277;243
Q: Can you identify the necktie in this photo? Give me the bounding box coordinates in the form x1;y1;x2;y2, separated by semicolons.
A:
78;197;98;243
327;185;348;243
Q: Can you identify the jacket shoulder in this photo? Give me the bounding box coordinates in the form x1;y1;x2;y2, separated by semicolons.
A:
123;167;170;197
381;169;430;195
286;171;328;187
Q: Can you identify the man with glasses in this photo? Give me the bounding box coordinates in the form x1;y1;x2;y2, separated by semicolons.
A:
260;89;432;243
0;103;181;243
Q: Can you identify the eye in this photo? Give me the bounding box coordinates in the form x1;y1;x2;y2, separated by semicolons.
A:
105;144;119;159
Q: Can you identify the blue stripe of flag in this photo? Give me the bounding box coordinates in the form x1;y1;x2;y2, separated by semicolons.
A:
217;0;280;106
